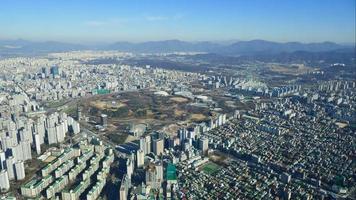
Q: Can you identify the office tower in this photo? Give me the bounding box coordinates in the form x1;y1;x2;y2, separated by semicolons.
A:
100;114;108;127
199;137;209;154
178;128;186;144
187;130;195;139
0;170;10;191
168;136;180;149
50;65;59;77
136;150;144;168
152;139;164;156
14;161;25;180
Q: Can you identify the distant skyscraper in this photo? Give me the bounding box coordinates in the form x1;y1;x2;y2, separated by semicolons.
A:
50;65;59;77
100;114;108;127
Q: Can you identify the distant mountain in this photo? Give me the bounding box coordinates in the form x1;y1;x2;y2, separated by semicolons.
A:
221;40;346;55
0;39;353;56
106;39;350;54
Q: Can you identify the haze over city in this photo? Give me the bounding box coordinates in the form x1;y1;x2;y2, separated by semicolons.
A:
0;1;355;200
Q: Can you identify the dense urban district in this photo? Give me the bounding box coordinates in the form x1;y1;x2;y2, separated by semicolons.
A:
0;50;355;200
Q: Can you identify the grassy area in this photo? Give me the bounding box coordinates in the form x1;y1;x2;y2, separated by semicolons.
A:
63;106;77;116
201;162;220;175
106;133;128;144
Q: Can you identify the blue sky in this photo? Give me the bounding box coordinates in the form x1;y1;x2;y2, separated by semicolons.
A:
0;0;355;43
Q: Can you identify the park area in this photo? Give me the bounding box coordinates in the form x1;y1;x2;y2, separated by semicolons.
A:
201;162;221;175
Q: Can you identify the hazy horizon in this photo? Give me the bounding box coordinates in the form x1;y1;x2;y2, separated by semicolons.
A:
0;0;355;44
0;38;355;46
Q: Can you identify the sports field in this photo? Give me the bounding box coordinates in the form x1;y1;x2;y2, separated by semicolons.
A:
201;162;220;175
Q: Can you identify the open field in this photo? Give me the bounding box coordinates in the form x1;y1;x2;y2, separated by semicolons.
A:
70;90;213;142
190;113;207;121
201;162;221;175
170;97;189;103
268;64;314;75
90;100;126;110
50;89;248;145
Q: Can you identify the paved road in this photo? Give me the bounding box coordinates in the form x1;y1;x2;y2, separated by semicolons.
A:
78;126;128;159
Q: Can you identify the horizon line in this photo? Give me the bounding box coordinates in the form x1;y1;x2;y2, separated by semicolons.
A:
0;38;355;46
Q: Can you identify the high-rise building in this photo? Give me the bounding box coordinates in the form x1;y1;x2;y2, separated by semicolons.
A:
139;137;146;154
72;121;80;134
41;67;49;77
199;137;209;154
100;114;108;127
5;156;15;180
126;159;133;179
21;140;32;161
119;183;127;200
136;150;144;168
119;174;129;200
155;162;163;183
152;139;164;156
55;123;65;143
145;162;163;189
168;136;180;149
14;161;25;180
47;126;57;144
34;134;42;155
0;151;5;170
0;170;10;191
50;65;59;77
144;135;151;154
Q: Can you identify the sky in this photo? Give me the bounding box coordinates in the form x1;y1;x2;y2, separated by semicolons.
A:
0;0;355;44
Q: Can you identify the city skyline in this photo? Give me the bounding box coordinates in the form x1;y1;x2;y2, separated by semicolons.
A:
0;0;355;44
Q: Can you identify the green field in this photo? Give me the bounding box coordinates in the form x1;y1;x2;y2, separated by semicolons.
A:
201;162;220;175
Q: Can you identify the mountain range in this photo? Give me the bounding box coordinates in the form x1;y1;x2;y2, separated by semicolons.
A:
0;39;354;56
